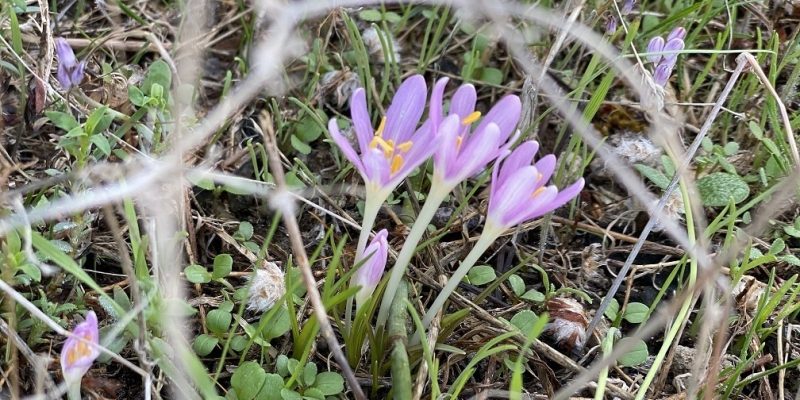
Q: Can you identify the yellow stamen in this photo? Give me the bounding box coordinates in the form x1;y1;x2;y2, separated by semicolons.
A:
532;187;547;198
66;338;91;365
456;136;464;150
370;136;393;152
462;111;482;125
396;141;413;153
390;154;404;174
375;116;387;137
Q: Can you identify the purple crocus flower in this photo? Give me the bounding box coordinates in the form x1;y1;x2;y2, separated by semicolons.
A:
621;0;635;15
328;75;437;197
352;229;389;310
486;141;584;229
605;16;618;35
61;311;100;386
55;38;85;90
428;77;521;186
646;27;686;87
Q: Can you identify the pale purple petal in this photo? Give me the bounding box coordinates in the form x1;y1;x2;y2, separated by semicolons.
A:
350;88;374;154
362;148;391;186
55;38;77;68
662;38;684;65
526;178;585;218
434;115;462;177
621;0;635;15
488;166;540;226
430;77;449;127
60;311;100;376
605;17;617;35
653;63;672;86
497;141;539;187
667;27;687;42
383;74;427;142
70;61;85;87
328;119;366;176
451;122;502;180
391;123;438;185
354;229;389;308
646;37;665;63
518;186;559;223
450;84;477;118
57;65;72;89
532;154;557;190
475;95;521;141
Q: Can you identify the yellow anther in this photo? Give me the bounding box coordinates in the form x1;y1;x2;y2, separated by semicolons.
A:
462;111;482;125
396;141;413;153
390;154;404;174
370;136;393;152
532;186;547;198
375;116;387;137
456;136;464;150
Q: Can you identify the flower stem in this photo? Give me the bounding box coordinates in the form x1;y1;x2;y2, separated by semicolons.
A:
421;225;501;328
347;191;384;332
634;178;697;400
66;380;82;400
376;185;451;328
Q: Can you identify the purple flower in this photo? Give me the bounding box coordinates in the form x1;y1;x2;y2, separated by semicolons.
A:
645;27;685;87
55;38;85;90
621;0;635;15
328;75;437;195
486;141;584;229
60;311;100;384
428;77;521;186
352;229;389;309
605;16;618;35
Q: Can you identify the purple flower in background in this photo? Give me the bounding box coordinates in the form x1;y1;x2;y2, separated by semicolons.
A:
646;27;686;86
605;16;618;35
621;0;635;15
352;229;389;310
328;75;437;196
61;311;100;385
55;38;85;90
486;141;584;229
428;77;521;186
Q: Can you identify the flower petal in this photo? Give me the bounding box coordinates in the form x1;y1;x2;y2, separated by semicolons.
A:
390;121;438;187
383;74;427;142
488;166;540;227
646;36;665;63
55;38;77;68
475;95;521;141
653;63;672;86
354;229;389;309
451;122;502;181
532;154;557;190
350;88;374;154
57;65;72;90
362;148;391;187
70;61;85;87
450;83;477;118
661;38;684;66
527;178;585;218
434;115;462;180
498;141;539;186
430;77;449;127
328;119;366;176
667;27;687;42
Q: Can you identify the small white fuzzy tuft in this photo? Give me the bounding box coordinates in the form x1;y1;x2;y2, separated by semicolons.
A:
361;27;401;64
544;297;589;352
247;262;286;313
612;133;662;166
319;70;361;108
650;189;684;232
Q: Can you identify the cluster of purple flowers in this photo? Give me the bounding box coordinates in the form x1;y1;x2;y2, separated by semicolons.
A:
647;27;686;87
329;74;584;311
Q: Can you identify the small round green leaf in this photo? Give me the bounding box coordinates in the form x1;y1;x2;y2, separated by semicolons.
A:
313;372;344;395
184;264;211;284
509;310;539;337
193;334;219;356
508;274;525;296
618;338;649;367
622;302;649;324
213;254;233;279
697;172;749;207
207;309;232;334
467;265;496;285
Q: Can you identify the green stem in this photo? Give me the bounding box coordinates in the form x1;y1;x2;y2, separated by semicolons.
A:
376;184;451;327
421;225;501;328
634;179;697;400
347;189;385;332
388;280;411;400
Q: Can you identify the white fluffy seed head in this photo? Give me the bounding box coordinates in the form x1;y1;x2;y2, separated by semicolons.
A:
361;27;401;63
247;262;286;313
613;133;662;166
544;297;589;352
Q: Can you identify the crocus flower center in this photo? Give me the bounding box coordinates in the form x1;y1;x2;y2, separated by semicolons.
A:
66;334;93;365
532;186;547;198
368;116;413;174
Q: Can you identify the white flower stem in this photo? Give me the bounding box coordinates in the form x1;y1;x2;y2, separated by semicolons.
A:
66;379;82;400
421;224;501;328
346;189;385;331
376;184;452;328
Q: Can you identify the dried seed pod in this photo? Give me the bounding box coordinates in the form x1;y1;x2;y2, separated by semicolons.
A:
544;297;589;353
246;261;286;313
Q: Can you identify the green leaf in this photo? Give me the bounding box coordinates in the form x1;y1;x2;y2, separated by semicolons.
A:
262;306;292;340
769;238;786;255
358;9;383;21
603;297;620;321
255;374;284;400
184;264;211;284
84;106;112;136
128;86;145;106
207;309;232;334
697;172;750;207
634;164;669;189
313;372;344;395
508;274;525;296
143;59;172;97
45;111;80;132
90;135;111;156
193;334;219;356
509;310;539;337
212;254;233;279
113;286;132;311
301;387;325;400
617;338;649;367
232;362;267;400
237;222;254;240
290;135;312;155
230;335;248;352
784;226;800;238
302;362;317;386
276;354;290;377
723;141;740;156
467;265;496;285
293;111;326;142
622;302;649;324
521;289;545;303
479;67;504;85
